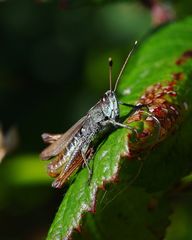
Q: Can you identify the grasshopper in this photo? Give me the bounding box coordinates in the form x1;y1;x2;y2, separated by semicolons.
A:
40;41;148;188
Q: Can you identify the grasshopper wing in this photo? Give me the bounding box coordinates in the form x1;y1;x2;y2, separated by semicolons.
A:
40;116;87;160
52;152;84;188
41;133;62;144
52;147;94;188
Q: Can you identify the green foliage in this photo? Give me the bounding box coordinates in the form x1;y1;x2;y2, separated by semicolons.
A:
46;18;192;240
1;155;49;185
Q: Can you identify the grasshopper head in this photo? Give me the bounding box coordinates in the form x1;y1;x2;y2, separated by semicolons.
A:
101;90;119;120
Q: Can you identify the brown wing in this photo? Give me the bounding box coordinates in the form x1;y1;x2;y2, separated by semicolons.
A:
52;153;84;188
41;133;62;144
40;116;87;160
51;147;94;188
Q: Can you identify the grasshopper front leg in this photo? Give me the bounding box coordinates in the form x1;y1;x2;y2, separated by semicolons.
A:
81;151;92;174
100;118;138;136
119;102;161;138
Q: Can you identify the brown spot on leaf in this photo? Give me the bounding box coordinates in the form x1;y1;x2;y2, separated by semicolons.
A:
172;72;184;81
99;184;106;191
111;175;120;183
176;50;192;65
139;131;150;138
126;68;184;158
126;48;191;158
75;225;82;233
139;82;180;136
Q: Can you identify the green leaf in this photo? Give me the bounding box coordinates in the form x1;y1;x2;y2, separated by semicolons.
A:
46;17;192;240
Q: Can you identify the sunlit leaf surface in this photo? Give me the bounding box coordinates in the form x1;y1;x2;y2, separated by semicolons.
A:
47;18;192;240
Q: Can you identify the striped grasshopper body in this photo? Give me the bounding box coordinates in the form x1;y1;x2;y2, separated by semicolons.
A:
40;43;139;188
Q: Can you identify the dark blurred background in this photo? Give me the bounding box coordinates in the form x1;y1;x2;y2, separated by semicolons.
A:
0;0;192;239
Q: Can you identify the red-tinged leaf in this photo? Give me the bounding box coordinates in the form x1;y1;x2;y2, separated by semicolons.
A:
46;17;192;240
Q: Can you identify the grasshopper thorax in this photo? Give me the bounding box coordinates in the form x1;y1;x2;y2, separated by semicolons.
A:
101;90;119;120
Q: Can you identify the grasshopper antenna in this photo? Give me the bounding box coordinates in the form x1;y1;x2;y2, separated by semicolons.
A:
108;57;113;92
114;40;138;92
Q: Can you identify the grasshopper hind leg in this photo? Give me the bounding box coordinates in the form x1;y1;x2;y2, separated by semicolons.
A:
51;147;94;188
81;147;94;183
